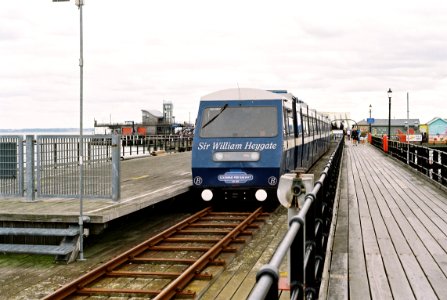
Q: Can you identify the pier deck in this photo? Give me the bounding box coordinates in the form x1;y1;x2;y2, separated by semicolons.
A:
0;152;192;226
323;142;447;299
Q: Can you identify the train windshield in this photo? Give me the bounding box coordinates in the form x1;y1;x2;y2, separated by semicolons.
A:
200;106;278;138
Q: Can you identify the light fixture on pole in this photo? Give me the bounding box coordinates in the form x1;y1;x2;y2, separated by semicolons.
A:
53;0;86;261
369;104;372;133
387;88;392;138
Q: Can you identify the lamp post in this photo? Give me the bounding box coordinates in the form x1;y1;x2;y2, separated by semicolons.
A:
53;0;86;261
406;92;409;164
405;120;409;164
387;88;392;138
369;104;372;133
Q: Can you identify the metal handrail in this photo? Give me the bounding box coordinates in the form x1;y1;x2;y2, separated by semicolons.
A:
249;139;344;300
120;134;193;157
372;137;447;187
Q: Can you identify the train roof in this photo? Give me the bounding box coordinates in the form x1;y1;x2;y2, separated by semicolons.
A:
200;88;296;102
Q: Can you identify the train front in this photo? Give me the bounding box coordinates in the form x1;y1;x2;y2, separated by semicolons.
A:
191;89;283;203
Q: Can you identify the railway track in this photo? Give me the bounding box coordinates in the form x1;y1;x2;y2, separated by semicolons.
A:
43;206;268;299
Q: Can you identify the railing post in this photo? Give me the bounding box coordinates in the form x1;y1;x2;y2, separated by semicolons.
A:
305;194;317;297
290;218;305;299
16;136;24;197
25;135;35;201
112;134;121;201
383;135;389;153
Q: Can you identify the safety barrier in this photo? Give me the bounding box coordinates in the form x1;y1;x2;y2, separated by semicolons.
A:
120;134;193;158
371;135;383;149
249;138;344;300
0;136;24;196
0;134;120;200
371;137;447;187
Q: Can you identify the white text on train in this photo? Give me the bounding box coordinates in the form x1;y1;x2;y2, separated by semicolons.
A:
197;142;277;151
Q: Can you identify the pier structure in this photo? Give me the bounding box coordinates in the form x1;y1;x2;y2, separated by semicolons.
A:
0;134;446;298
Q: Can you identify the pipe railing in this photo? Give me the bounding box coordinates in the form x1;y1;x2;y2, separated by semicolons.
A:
249;138;344;300
371;137;447;187
120;134;193;158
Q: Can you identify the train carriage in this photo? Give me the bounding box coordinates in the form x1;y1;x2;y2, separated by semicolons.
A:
191;88;330;203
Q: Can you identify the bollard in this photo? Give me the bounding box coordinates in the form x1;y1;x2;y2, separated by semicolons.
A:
383;135;389;152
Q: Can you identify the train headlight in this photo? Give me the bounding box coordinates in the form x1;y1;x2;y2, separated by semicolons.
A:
255;189;268;201
201;189;213;201
212;152;260;162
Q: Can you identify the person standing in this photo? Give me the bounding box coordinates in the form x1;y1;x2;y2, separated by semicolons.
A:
351;126;358;145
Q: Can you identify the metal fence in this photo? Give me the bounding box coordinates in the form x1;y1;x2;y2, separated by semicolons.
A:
0;136;24;196
371;135;383;148
0;135;120;200
372;137;447;186
121;134;193;158
249;138;344;300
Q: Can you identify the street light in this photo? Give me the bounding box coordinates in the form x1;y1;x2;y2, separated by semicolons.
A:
53;0;86;261
387;88;392;138
369;104;372;133
405;120;409;164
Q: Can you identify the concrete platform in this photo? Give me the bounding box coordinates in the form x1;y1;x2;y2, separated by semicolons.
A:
0;152;192;227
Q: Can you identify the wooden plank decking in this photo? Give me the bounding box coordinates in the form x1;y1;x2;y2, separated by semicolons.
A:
324;142;447;299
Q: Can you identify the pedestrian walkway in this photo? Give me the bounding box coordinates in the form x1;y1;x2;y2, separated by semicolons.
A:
324;142;447;299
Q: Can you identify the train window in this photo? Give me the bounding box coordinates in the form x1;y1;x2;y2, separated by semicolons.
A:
310;117;315;135
303;116;308;136
296;111;302;135
287;110;294;136
200;106;278;138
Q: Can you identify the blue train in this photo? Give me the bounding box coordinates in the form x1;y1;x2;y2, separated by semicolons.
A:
191;88;331;203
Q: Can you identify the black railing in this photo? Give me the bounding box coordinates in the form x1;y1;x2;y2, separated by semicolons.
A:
371;135;383;148
372;137;447;187
120;134;193;158
249;138;344;300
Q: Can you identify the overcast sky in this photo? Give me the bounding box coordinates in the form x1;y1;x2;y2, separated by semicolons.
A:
1;0;446;129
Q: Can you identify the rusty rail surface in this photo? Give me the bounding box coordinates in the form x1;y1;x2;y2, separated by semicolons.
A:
43;206;267;299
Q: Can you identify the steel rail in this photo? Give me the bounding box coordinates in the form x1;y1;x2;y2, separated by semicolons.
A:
42;206;212;300
43;206;266;300
129;257;226;265
154;206;264;300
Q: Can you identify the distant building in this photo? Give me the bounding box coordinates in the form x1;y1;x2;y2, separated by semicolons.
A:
426;117;447;143
142;109;163;125
357;118;420;137
95;102;176;136
163;101;174;124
